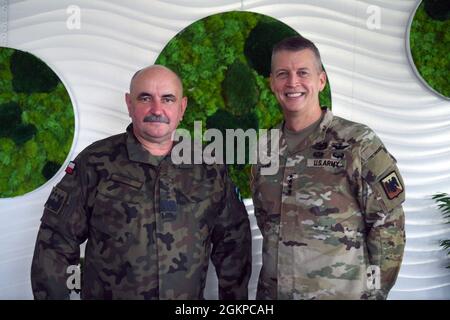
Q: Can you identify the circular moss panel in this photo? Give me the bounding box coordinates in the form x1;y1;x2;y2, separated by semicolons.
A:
0;47;75;198
408;0;450;99
156;11;332;198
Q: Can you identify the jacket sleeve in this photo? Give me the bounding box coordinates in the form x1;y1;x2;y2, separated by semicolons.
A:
360;138;406;299
31;155;90;299
210;166;252;300
250;164;266;231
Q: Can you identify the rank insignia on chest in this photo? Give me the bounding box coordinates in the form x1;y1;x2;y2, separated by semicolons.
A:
307;159;345;168
381;171;404;199
65;161;76;175
160;200;178;221
331;142;350;150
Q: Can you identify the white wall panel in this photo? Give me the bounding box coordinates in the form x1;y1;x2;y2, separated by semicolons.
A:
0;0;449;299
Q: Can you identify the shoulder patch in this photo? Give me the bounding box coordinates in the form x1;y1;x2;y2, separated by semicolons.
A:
44;187;68;215
381;171;404;200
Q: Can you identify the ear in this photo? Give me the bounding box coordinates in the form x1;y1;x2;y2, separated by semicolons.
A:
125;93;133;117
319;71;327;92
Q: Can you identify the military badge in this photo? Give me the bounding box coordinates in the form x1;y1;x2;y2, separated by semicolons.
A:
311;142;328;150
381;171;404;200
160;199;178;221
331;142;350;150
44;187;68;215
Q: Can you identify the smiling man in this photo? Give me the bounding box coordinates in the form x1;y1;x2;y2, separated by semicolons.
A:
251;36;406;300
31;65;252;300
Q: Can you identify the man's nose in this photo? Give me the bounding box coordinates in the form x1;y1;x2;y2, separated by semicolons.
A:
287;73;299;86
151;101;163;115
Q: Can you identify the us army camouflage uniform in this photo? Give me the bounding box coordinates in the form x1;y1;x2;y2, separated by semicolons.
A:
31;124;252;300
251;109;405;300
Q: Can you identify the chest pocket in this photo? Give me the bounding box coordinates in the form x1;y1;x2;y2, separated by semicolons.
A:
169;164;224;205
91;174;144;241
253;172;282;214
176;179;219;204
165;172;223;242
296;148;363;247
301;148;354;211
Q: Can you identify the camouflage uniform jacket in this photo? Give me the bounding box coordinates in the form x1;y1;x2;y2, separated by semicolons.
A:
251;109;405;300
31;124;251;300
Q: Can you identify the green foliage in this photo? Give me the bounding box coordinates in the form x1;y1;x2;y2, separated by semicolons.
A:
244;19;298;77
433;193;450;223
424;0;450;21
10;123;37;145
432;193;450;268
410;2;450;98
222;59;258;115
156;11;260;134
206;109;259;135
320;81;332;109
206;109;241;131
206;109;258;166
228;164;252;197
0;47;75;197
10;50;59;93
156;12;332;198
0;102;22;136
253;73;283;129
42;161;61;180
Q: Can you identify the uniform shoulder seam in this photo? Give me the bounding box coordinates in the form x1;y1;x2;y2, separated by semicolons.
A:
76;132;127;159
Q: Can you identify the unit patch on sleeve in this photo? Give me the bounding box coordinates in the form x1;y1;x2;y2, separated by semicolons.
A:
381;171;404;200
44;187;68;215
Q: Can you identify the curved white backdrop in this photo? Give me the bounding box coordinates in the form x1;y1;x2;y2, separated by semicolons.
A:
0;0;449;299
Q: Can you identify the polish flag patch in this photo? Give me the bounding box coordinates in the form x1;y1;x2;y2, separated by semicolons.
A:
65;161;76;175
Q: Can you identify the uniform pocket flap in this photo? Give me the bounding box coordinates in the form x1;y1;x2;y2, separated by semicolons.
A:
362;148;395;183
110;173;143;189
96;176;144;203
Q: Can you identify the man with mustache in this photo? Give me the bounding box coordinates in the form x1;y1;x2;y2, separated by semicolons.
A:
251;36;405;300
31;65;252;299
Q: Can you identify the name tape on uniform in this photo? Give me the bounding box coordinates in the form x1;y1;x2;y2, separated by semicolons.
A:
307;159;346;168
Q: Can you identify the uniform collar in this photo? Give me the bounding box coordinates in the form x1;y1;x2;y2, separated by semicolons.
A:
279;107;333;157
125;124;194;168
125;124;169;166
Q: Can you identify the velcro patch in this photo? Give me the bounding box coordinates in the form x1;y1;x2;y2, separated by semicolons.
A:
307;159;346;168
381;171;404;200
160;199;177;213
44;187;68;215
160;200;178;221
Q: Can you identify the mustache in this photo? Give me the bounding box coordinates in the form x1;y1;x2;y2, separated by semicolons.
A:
143;114;170;124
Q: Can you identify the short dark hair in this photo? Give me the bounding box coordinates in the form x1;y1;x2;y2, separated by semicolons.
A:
271;35;324;73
